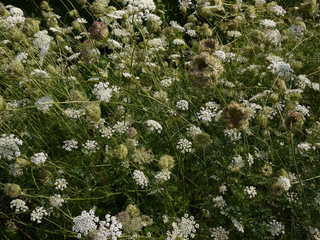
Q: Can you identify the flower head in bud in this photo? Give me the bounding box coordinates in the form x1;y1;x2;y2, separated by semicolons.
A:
114;144;128;160
158;154;175;170
223;102;251;129
85;102;101;122
4;183;22;198
89;21;109;40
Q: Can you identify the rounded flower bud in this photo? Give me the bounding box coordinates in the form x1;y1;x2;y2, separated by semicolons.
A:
114;144;128;160
85;102;101;122
127;127;138;138
16;157;30;167
70;89;88;102
126;204;140;218
4;183;22;198
158;154;175;170
24;18;40;36
193;132;212;149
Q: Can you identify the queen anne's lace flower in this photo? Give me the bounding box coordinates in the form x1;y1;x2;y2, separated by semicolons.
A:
33;30;52;65
268;219;285;236
267;60;293;78
72;209;122;240
92;82;119;103
133;170;149;188
210;226;229;240
166;214;199;240
0;134;22;160
10;199;28;213
55;178;68;191
49;194;65;208
145;120;163;133
31;152;48;165
176;100;189;111
176;138;192;153
73;209;99;239
30;207;49;223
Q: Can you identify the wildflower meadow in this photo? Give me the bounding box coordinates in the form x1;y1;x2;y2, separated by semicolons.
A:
1;0;320;239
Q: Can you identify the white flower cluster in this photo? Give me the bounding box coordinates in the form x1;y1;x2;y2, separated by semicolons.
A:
166;214;199;240
276;176;291;191
31;152;48;165
49;194;65;208
178;0;192;9
210;226;229;240
31;69;50;78
212;196;226;209
260;19;277;28
113;121;130;135
35;96;54;113
95;214;123;240
92;82;119;103
55;178;68;191
0;134;22;160
265;29;281;46
145;120;163;133
10;199;29;213
295;104;310;117
127;0;156;12
268;4;286;16
64;108;86;119
197;102;220;123
267;59;293;78
2;6;25;29
187;125;202;137
82;140;99;154
133;170;149;188
30;206;49;223
244;186;257;199
33;30;53;65
155;169;171;183
176;138;192;153
268;219;285;236
309;227;320;240
176;100;189;111
73;209;99;239
297;142;315;153
231;218;244;233
62;139;79;151
160;78;173;88
72;209;122;240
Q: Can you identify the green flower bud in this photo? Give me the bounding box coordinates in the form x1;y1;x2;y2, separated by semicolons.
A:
41;1;52;11
72;20;82;32
85;102;101;122
114;144;128;160
16;157;30;167
127;127;138;138
24;18;40;36
0;3;9;16
90;0;110;17
199;24;213;38
159;154;175;170
69;9;79;17
4;183;22;198
126;204;140;217
193;132;212;149
70;90;88;102
78;0;87;6
7;60;24;76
